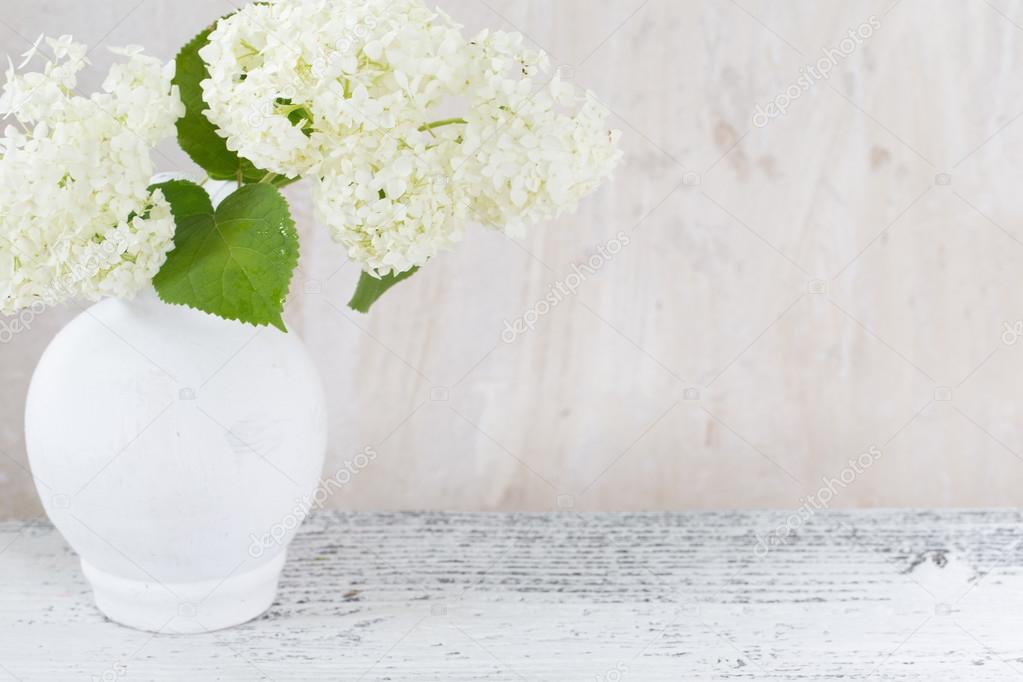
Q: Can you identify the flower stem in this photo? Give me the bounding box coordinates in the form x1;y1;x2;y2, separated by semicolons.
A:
418;117;467;132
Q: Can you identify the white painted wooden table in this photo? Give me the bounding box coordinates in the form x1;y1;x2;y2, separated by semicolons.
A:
2;511;1023;680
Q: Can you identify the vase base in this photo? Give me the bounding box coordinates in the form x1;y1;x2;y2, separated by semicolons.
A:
81;552;286;634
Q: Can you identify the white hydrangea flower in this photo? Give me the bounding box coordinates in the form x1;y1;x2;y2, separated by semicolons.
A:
314;123;472;276
0;36;184;315
462;75;624;237
201;0;622;277
200;0;459;179
454;31;623;236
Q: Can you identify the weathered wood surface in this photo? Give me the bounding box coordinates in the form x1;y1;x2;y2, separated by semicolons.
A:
2;511;1023;680
9;1;1023;517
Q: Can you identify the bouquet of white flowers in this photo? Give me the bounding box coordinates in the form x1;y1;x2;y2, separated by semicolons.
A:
1;0;621;328
0;37;183;315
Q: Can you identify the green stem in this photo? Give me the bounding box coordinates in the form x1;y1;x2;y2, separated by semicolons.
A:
418;118;468;132
337;77;352;99
238;39;260;57
260;172;278;184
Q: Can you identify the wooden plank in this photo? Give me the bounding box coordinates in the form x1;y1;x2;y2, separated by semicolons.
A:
2;511;1023;679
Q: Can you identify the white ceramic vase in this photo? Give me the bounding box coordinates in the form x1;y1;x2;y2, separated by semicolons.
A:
24;182;327;634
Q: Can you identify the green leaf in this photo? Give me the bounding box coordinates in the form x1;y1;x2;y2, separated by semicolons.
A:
347;268;419;313
152;180;299;331
173;21;295;187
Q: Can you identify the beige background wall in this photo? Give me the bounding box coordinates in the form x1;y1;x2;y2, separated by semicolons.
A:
3;0;1023;518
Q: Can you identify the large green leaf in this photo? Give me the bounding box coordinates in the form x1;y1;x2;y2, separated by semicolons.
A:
152;180;299;331
348;268;419;313
174;21;293;186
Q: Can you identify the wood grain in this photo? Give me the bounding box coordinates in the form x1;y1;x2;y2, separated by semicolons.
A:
3;510;1023;679
5;1;1023;516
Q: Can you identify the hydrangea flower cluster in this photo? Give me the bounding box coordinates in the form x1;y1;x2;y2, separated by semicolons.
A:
200;0;622;276
0;36;184;314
